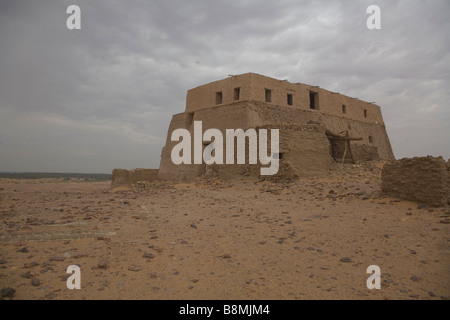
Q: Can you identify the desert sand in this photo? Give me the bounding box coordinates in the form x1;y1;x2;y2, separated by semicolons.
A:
0;162;449;300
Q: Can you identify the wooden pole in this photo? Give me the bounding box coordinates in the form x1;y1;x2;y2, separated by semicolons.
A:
341;130;349;165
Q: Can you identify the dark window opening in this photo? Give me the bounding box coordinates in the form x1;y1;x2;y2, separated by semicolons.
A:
186;112;194;126
287;94;293;106
342;105;346;114
364;109;368;118
265;89;272;103
369;136;374;144
216;92;223;105
278;153;284;160
234;88;240;101
309;91;318;110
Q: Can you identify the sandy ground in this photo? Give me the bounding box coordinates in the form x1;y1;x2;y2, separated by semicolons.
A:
0;163;449;300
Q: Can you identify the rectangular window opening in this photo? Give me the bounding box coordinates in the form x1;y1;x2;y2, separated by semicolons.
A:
364;109;368;118
309;91;318;110
234;88;240;101
216;92;223;105
265;89;272;103
342;105;346;114
287;94;293;106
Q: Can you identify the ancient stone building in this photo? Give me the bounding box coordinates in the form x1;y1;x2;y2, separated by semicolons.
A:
158;73;394;180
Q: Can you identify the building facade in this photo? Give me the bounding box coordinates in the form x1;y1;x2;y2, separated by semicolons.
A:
158;73;394;180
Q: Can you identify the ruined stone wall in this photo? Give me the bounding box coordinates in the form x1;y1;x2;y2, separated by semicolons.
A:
381;156;450;207
130;169;158;183
186;73;384;125
111;168;158;188
111;169;132;187
351;144;380;162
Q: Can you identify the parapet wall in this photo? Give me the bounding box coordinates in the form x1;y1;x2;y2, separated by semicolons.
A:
381;156;450;207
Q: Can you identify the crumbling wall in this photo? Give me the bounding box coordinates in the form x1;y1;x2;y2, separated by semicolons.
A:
111;168;158;188
111;169;132;187
381;156;450;207
130;169;158;183
351;144;380;162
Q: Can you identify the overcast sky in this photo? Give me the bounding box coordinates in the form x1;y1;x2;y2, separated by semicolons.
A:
0;0;449;173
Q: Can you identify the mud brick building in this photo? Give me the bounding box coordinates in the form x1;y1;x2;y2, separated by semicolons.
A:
158;73;394;180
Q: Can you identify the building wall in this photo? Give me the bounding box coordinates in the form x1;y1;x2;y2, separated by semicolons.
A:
158;101;394;180
111;168;158;187
111;169;131;187
277;124;334;177
130;169;159;183
186;73;254;113
203;124;334;180
249;101;394;161
186;73;384;125
381;156;450;207
158;102;264;180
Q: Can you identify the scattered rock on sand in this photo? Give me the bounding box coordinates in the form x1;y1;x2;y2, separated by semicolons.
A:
31;278;41;287
49;256;65;262
1;287;16;298
143;253;155;259
24;262;39;269
128;266;141;272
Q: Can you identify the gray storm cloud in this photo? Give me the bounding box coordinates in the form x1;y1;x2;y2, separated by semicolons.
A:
0;0;449;173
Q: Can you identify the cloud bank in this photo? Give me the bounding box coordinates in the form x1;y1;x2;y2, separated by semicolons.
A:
0;0;449;173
